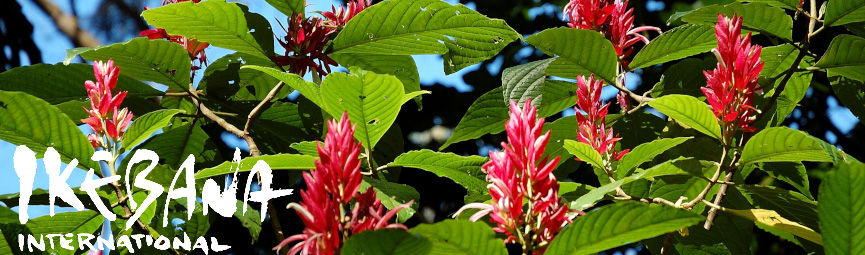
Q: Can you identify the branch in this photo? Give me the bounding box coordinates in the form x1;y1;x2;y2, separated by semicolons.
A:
31;0;100;47
243;81;286;156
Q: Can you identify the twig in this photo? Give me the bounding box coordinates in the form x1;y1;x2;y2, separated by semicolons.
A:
243;81;286;156
31;0;100;47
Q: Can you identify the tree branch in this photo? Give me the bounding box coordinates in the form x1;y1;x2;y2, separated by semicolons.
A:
31;0;100;47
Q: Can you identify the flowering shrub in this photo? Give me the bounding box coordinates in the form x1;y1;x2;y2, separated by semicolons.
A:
1;0;864;254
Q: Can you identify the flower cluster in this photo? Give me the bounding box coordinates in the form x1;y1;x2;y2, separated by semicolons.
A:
82;59;133;149
322;0;371;28
139;0;208;70
273;0;370;78
455;100;570;254
564;0;660;63
575;75;629;161
702;14;763;141
275;112;411;255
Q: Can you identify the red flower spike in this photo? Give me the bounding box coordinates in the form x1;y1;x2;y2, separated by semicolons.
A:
454;100;570;254
276;112;411;255
702;14;763;140
574;75;629;160
322;0;371;28
272;14;338;78
564;0;661;64
82;59;133;149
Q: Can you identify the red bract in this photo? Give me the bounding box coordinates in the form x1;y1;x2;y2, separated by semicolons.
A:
140;0;208;70
82;59;133;149
575;75;629;160
276;112;411;255
564;0;660;64
702;14;763;140
322;0;371;28
455;100;569;254
272;14;338;79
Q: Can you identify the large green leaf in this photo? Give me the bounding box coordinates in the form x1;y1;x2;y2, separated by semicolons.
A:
0;91;97;171
332;53;422;108
241;65;324;106
819;160;865;254
830;73;865;122
331;0;519;74
138;122;220;169
527;28;618;84
722;207;823;245
739;185;820;232
234;200;262;243
546;202;703;255
388;150;488;195
440;87;507;149
360;178;419;223
737;0;801;9
265;0;304;17
816;35;865;82
825;0;865;26
740;127;840;164
25;210;104;254
630;24;717;70
410;220;508;255
142;0;271;61
120;109;184;152
616;137;692;178
66;37;191;90
320;68;422;149
343;229;432;255
502;58;553;104
648;95;722;140
195;153;315;179
677;3;793;40
0;63;162;104
650;58;716;99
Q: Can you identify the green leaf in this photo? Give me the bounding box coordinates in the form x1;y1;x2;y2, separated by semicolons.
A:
360;178;419;223
142;1;271;61
332;0;519;74
502;58;554;103
343;229;432;255
819;160;865;254
546;202;704;255
388;150;487;195
569;179;624;211
290;141;320;156
26;210;104;254
195;154;315;179
738;185;820;232
201;52;285;101
440;87;507;149
67;37;192;90
410;220;508;255
265;0;304;17
677;3;793;40
241;65;323;106
234;200;262;243
320;68;409;149
753;162;813;199
630;24;717;69
760;44;800;78
830;73;865;122
740;127;840;164
527;28;618;84
0;91;98;171
817;35;865;82
563;140;605;170
825;0;865;26
648;95;722;140
616;137;692;178
120;109;184;152
737;0;801;9
332;53;423;108
139;122;221;169
721;207;823;245
650;58;716;98
0;63;163;104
